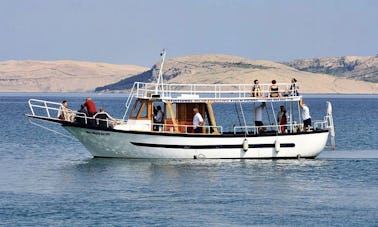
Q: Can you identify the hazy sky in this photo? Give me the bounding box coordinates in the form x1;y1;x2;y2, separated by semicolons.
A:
1;0;377;66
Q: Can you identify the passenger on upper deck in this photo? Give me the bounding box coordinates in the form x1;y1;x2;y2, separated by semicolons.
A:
193;107;204;133
251;79;262;97
290;78;300;96
269;80;280;98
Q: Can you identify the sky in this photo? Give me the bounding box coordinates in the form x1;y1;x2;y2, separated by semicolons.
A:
1;0;377;67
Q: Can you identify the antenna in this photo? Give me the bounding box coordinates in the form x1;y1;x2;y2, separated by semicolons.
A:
155;49;166;95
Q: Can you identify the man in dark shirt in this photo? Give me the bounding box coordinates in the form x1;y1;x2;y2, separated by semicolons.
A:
95;107;116;128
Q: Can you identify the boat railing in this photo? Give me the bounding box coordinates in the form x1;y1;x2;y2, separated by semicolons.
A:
152;122;223;134
28;99;65;119
28;99;124;128
233;122;316;135
314;115;333;130
132;82;299;100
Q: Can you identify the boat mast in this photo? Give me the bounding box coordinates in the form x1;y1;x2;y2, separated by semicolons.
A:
155;49;166;96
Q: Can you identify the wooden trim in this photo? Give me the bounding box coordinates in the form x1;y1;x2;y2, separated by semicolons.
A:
206;102;219;134
166;102;179;132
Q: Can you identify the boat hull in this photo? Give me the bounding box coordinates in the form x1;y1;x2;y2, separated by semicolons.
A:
64;126;329;159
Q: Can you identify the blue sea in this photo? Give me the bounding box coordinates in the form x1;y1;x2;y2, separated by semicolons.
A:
0;93;377;226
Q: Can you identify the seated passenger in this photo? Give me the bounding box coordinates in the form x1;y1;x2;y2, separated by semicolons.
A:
58;100;74;122
94;107;116;128
269;80;280;98
289;78;300;96
251;79;262;97
75;104;88;124
83;97;97;117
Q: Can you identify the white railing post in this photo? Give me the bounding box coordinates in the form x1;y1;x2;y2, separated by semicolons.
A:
44;101;51;118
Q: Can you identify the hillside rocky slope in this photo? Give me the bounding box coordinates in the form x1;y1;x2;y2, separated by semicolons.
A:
0;60;148;92
96;54;377;94
1;55;376;93
284;55;378;83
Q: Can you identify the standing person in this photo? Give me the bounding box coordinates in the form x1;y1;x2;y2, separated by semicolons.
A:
83;97;97;117
277;105;287;133
254;102;266;133
299;99;312;131
193;107;204;133
251;79;262;97
153;105;164;131
290;78;300;96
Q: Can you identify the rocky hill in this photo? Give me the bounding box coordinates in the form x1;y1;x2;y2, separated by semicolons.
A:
1;55;377;93
284;55;378;83
96;54;378;94
0;60;148;92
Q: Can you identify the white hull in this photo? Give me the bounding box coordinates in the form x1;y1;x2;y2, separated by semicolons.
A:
64;126;329;159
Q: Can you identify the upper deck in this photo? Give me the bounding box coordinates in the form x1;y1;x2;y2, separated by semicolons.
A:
129;82;301;103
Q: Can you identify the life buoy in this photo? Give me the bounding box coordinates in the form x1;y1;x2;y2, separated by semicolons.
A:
275;139;280;152
243;138;248;152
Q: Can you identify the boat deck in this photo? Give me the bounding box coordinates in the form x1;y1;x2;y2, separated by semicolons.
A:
128;82;301;103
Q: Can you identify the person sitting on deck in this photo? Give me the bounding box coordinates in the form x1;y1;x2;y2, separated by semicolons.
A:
83;97;97;117
58;100;74;122
269;80;280;98
251;79;262;97
289;78;300;96
75;104;88;124
94;107;116;128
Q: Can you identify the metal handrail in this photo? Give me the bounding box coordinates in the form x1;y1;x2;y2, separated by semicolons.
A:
233;122;324;135
151;122;223;134
28;99;122;128
132;82;300;100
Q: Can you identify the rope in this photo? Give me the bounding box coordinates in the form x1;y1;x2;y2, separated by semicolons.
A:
234;103;242;126
29;119;78;141
239;102;249;136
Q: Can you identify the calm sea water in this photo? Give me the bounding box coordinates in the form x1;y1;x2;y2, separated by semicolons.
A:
0;93;377;226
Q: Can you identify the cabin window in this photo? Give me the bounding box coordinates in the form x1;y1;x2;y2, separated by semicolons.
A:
130;101;142;118
130;99;150;119
165;103;176;120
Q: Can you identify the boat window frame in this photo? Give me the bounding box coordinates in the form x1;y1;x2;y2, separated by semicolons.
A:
129;99;152;120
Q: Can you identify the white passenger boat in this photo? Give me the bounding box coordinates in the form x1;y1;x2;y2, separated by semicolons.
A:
26;50;335;159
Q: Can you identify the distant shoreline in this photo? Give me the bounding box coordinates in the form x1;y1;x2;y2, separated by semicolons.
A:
2;92;377;99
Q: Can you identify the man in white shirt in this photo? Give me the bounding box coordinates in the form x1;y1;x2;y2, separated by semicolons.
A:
193;107;204;133
299;99;312;131
254;102;266;133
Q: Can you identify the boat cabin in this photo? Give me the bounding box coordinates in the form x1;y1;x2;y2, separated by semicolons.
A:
126;96;219;134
